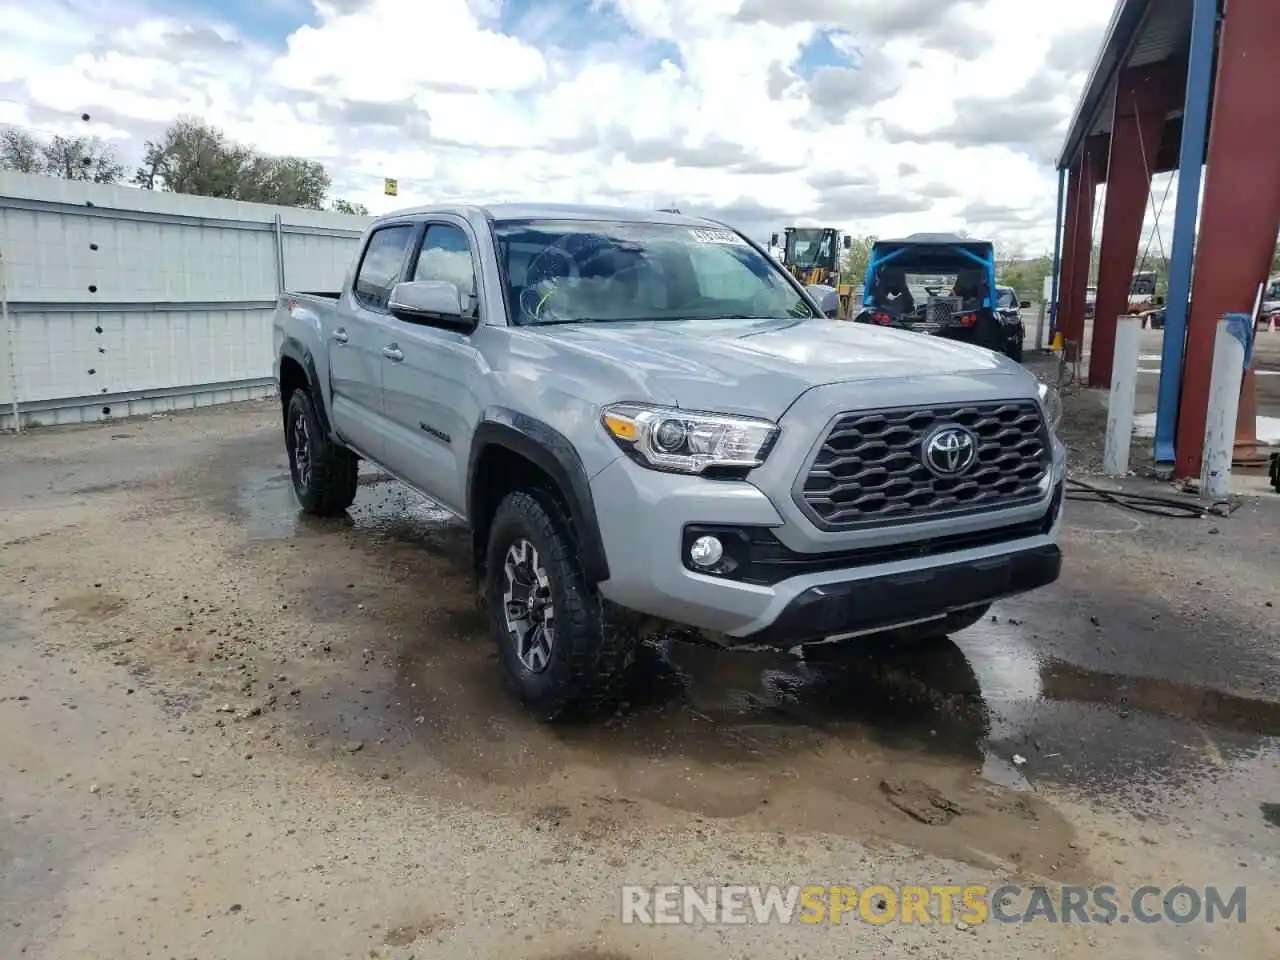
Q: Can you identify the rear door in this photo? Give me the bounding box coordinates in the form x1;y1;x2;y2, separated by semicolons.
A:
376;218;487;513
329;223;415;460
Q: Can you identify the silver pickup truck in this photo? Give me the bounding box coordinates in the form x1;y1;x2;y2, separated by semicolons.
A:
273;203;1066;720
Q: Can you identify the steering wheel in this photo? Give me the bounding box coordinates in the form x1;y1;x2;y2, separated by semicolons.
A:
519;247;576;322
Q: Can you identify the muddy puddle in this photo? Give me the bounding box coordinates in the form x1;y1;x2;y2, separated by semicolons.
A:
199;458;1279;873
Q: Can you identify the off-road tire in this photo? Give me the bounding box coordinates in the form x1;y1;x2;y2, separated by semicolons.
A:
1007;335;1024;363
285;388;359;516
974;313;1005;356
485;490;637;721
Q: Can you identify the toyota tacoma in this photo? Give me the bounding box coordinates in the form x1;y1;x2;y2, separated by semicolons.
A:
273;204;1066;720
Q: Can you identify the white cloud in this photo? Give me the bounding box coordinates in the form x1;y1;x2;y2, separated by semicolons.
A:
272;0;547;98
0;0;1123;250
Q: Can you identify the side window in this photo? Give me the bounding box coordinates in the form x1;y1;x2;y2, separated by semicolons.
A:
412;224;477;300
353;225;414;310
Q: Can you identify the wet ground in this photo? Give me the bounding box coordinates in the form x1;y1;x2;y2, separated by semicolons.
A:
1;400;1278;959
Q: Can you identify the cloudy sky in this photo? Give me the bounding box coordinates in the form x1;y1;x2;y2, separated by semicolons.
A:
0;0;1130;251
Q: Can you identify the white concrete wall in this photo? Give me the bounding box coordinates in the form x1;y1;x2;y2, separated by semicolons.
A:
0;171;373;429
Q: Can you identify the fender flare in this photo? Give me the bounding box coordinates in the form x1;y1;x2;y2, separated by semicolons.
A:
467;410;610;584
278;336;334;439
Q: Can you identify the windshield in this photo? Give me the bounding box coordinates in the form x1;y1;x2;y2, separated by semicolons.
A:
784;229;832;270
997;288;1018;309
493;219;817;326
1131;274;1156;296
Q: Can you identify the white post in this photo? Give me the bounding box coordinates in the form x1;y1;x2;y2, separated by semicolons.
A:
1200;318;1245;500
0;249;19;433
1103;315;1142;476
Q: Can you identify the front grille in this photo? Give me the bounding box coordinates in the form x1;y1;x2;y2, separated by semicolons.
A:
799;400;1050;529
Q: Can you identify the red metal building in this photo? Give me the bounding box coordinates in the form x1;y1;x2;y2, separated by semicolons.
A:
1052;0;1280;477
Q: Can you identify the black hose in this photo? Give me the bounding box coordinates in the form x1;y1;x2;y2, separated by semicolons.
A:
1064;476;1223;519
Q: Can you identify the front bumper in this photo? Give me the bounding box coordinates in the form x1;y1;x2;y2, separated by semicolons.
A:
590;452;1066;645
741;543;1061;645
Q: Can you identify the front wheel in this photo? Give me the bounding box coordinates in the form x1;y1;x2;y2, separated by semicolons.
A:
485;491;637;721
285;389;359;516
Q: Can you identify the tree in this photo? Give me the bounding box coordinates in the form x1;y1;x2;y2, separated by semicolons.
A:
0;125;123;183
840;234;876;285
331;198;369;215
1000;255;1053;301
0;127;41;173
994;242;1027;270
134;117;331;209
41;134;124;183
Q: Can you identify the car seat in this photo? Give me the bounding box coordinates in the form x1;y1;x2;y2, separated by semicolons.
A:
876;268;915;317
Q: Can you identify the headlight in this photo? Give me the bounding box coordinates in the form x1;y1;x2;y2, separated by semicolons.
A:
601;402;779;475
1038;382;1064;433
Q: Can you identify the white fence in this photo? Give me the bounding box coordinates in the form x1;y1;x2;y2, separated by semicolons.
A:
0;171;372;430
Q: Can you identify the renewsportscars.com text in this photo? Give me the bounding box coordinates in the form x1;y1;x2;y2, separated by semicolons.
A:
621;884;1247;926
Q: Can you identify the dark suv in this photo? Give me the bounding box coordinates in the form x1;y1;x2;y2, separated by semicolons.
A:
994;285;1030;361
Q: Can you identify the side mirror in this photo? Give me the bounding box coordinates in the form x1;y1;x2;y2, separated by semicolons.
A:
805;283;839;318
388;280;467;325
770;233;779;247
842;235;852;250
1020;300;1031;309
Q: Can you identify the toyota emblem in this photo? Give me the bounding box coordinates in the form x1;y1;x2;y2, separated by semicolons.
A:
923;426;978;476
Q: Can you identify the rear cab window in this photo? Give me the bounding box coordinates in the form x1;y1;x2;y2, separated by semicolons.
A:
353;225;415;310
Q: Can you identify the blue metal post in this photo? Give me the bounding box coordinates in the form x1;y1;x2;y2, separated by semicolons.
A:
1153;0;1217;464
1048;167;1066;339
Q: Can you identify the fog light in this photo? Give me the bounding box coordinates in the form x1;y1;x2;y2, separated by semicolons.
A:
689;535;724;568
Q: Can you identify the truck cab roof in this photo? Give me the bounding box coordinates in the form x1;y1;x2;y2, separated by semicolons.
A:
370;202;724;230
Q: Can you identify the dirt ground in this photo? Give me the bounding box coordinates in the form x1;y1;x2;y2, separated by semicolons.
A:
2;401;1278;959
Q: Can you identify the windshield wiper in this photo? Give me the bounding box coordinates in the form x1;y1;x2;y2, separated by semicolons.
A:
529;314;813;325
529;316;671;325
695;314;818;322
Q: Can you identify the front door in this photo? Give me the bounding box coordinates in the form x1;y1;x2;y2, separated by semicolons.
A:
328;223;416;460
378;219;485;514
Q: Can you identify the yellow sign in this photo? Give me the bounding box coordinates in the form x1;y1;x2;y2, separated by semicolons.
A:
384;178;398;196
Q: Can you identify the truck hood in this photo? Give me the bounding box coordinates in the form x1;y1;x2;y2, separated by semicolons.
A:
536;317;1023;420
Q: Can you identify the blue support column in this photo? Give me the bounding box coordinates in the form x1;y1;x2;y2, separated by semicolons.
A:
1049;167;1066;339
1153;0;1217;464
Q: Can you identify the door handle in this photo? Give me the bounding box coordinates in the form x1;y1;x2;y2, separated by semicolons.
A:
382;345;404;362
331;329;349;344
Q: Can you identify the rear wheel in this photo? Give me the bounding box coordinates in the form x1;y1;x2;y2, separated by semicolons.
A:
485;490;637;721
285;388;359;516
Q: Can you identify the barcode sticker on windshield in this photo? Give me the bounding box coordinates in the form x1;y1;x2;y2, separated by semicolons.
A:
689;228;748;246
